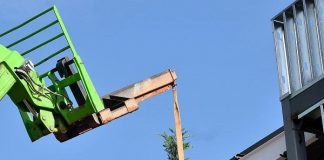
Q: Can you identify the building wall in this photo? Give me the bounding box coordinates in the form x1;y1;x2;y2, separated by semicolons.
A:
239;132;316;160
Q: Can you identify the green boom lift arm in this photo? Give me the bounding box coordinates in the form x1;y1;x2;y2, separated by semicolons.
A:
0;6;177;142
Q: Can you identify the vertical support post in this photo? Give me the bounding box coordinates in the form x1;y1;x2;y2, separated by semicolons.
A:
320;105;324;133
172;87;184;160
281;98;307;160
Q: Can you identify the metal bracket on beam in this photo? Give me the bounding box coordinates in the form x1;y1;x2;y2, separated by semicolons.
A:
297;100;324;134
297;98;324;119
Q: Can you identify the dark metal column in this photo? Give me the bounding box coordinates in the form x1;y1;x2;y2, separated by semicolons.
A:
282;97;307;160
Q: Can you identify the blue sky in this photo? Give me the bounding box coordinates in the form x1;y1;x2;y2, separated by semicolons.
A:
0;0;293;159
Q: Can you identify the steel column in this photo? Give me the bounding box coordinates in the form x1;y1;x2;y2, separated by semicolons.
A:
281;97;307;160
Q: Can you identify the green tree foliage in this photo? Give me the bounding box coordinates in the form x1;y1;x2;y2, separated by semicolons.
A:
161;128;191;160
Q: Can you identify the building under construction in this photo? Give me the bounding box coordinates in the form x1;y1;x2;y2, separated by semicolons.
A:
233;0;324;159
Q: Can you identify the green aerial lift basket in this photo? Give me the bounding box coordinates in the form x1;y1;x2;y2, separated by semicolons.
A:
0;6;177;142
0;5;108;141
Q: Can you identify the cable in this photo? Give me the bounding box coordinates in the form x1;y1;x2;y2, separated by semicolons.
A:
15;69;52;100
15;68;73;106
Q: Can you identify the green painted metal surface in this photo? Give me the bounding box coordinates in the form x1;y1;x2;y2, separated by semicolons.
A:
0;64;15;100
0;6;105;142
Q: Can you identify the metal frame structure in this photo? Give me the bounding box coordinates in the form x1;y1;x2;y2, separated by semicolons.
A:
272;0;324;159
0;5;106;141
0;6;181;146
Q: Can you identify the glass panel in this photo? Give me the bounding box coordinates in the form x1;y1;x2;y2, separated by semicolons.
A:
295;9;313;84
306;1;323;78
274;24;290;95
284;14;302;92
316;0;324;71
